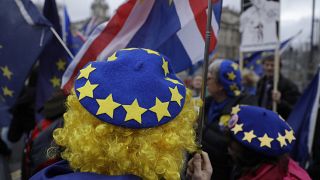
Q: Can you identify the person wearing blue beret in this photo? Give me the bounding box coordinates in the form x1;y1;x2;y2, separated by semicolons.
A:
201;59;257;180
226;105;310;180
30;48;213;180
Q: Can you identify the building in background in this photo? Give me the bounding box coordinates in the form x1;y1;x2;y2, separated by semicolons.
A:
282;19;320;92
215;7;240;60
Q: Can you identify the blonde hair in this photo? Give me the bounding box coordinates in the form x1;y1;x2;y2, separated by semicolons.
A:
53;90;198;179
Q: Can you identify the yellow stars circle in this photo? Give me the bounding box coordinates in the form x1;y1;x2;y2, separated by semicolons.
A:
123;99;147;124
231;105;241;115
162;58;169;76
76;80;99;100
142;48;160;56
107;52;118;61
258;133;274;148
0;66;13;80
56;59;66;71
77;64;96;80
227;72;236;81
2;86;13;97
96;94;121;118
231;123;243;134
50;76;61;88
169;86;183;106
242;130;256;143
277;133;287;147
150;97;171;122
165;77;183;86
285;129;296;143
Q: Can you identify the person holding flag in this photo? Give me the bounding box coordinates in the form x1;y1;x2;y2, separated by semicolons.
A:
256;55;301;119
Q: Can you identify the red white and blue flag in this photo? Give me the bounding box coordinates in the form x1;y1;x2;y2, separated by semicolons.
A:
62;0;222;92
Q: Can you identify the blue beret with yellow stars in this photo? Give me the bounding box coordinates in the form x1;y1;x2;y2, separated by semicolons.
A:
228;105;295;157
218;60;241;97
74;48;186;129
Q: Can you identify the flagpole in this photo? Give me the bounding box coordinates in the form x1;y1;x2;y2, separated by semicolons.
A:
50;27;75;59
197;0;214;146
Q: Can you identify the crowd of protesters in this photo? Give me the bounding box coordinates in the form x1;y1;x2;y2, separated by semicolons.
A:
0;52;318;180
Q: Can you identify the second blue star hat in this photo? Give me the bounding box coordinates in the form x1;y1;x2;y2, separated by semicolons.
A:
74;48;186;129
218;60;242;97
228;105;295;157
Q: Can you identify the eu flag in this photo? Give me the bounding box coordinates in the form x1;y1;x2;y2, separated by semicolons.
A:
35;0;70;119
287;69;320;167
0;0;52;126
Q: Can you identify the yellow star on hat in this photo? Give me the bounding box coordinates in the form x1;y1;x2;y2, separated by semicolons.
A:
142;48;160;56
2;86;13;97
277;133;287;147
162;58;169;76
165;77;183;86
0;66;13;80
123;99;147;124
56;59;66;71
230;84;238;91
50;76;61;88
169;86;183;106
258;133;274;148
96;94;121;118
231;123;243;134
231;63;238;70
231;105;241;115
242;130;256;143
285;129;296;143
76;80;99;100
227;72;236;81
150;97;171;122
77;64;96;79
107;52;118;61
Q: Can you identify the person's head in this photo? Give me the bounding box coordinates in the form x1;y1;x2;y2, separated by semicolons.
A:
191;74;202;90
262;55;275;78
207;60;242;101
53;48;199;179
226;105;295;174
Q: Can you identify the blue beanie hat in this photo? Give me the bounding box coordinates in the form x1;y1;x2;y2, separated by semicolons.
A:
218;60;242;97
74;48;186;129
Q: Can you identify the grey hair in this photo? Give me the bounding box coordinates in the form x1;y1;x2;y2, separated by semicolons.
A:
208;59;223;81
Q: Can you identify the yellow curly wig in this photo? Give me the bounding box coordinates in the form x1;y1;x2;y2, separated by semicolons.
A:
53;90;199;179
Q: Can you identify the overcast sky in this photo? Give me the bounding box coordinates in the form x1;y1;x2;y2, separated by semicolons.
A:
33;0;319;44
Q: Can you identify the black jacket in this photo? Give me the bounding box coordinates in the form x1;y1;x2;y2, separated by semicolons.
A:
202;94;257;180
256;75;300;119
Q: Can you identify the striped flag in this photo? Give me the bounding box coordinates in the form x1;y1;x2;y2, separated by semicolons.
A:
61;0;222;92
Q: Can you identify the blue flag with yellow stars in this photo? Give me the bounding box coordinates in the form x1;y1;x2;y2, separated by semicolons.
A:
35;0;71;120
243;33;299;77
0;0;52;126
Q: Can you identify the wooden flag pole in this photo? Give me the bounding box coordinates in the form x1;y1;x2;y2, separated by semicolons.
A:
197;0;214;146
272;40;280;112
239;51;244;72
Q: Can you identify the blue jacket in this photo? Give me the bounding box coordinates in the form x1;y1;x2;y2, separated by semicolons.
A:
30;160;141;180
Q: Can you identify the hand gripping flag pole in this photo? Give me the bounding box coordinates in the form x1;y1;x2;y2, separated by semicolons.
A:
197;0;214;147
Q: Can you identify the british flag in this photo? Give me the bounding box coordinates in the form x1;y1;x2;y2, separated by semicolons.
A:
62;0;222;92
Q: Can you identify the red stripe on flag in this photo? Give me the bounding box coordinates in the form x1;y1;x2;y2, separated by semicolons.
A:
63;0;137;92
189;0;217;52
